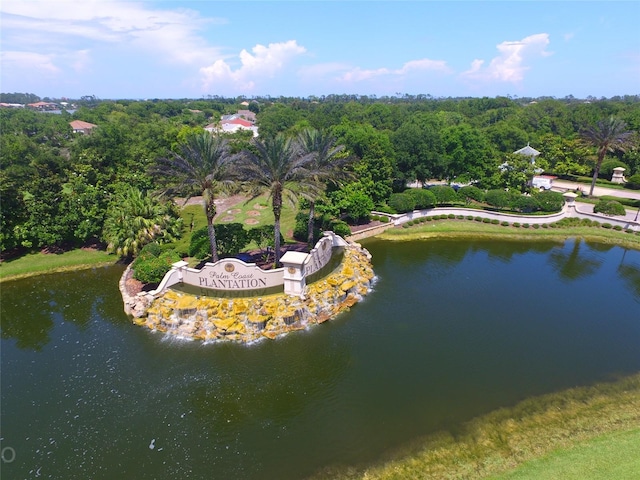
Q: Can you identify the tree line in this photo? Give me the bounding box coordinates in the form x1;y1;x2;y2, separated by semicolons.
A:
1;95;639;261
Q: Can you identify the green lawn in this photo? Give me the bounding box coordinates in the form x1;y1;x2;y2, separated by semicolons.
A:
0;249;117;281
490;428;640;480
169;194;299;255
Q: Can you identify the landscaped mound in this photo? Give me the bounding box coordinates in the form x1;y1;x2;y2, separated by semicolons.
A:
132;243;375;343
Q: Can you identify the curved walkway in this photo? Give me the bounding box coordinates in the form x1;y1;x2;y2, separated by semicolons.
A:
347;201;640;242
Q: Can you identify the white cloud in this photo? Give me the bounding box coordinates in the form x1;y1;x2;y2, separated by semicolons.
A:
1;51;60;75
0;0;225;66
200;40;307;92
337;58;452;84
461;33;552;84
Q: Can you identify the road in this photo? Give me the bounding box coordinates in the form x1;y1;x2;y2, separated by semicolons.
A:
552;179;640;201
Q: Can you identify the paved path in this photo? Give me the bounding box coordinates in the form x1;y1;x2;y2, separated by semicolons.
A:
575;202;640;222
552;179;640;201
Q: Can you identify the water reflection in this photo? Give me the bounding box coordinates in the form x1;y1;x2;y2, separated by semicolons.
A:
548;238;603;282
0;266;125;350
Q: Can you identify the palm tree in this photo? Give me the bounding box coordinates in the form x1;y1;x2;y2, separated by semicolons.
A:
581;116;632;196
103;185;180;258
235;134;319;268
297;128;354;245
154;132;235;262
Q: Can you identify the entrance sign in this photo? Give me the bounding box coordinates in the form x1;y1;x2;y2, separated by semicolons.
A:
148;232;348;298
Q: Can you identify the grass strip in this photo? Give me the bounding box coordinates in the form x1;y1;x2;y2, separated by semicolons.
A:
310;374;640;480
376;221;640;250
0;249;117;282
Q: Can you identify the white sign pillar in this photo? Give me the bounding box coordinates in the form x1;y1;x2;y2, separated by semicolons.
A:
281;251;308;297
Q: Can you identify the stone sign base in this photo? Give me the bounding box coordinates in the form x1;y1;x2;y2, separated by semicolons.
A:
130;243;375;343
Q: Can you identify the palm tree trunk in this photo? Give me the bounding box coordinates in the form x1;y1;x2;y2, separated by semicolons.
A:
273;187;282;268
307;201;316;245
205;196;219;262
588;150;606;196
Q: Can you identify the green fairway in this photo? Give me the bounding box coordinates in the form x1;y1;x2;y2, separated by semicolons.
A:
491;428;640;480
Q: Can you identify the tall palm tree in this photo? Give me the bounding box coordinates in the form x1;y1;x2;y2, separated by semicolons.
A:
297;128;354;244
103;185;180;258
581;116;632;196
235;134;319;268
154;132;235;262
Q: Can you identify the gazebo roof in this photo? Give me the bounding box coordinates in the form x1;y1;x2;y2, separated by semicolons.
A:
513;143;540;157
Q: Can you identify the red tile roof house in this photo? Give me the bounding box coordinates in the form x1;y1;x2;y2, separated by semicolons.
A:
205;118;259;137
70;120;98;134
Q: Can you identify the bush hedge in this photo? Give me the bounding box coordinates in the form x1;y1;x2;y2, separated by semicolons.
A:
132;243;181;284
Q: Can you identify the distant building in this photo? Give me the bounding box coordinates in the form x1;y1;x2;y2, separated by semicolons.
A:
206;109;259;137
70;120;98;134
0;103;24;109
27;101;59;111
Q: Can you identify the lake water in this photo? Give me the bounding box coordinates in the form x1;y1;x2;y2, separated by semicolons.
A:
2;238;639;479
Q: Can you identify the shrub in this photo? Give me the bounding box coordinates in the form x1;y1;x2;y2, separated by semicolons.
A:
379;216;390;223
370;215;380;222
456;215;464;219
626;173;640;190
457;185;485;204
388;193;416;213
429;185;458;205
485;189;513;209
594;199;627;216
448;214;456;219
426;216;433;221
215;223;251;256
513;222;520;228
514;195;539;213
522;223;530;228
466;215;474;221
533;191;564;212
405;188;437;209
501;221;509;226
532;224;540;229
602;223;613;229
189;226;212;259
132;244;181;284
482;218;491;223
491;219;499;224
475;216;483;222
248;225;284;249
541;223;549;228
613;225;623;231
402;224;409;229
329;220;352;238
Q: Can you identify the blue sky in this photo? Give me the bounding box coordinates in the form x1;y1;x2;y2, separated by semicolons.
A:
1;1;638;99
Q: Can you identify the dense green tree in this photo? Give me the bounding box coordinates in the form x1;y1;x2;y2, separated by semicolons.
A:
333;120;395;205
392;113;445;183
154;132;235;262
581;116;633;195
441;123;495;181
537;134;591;177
